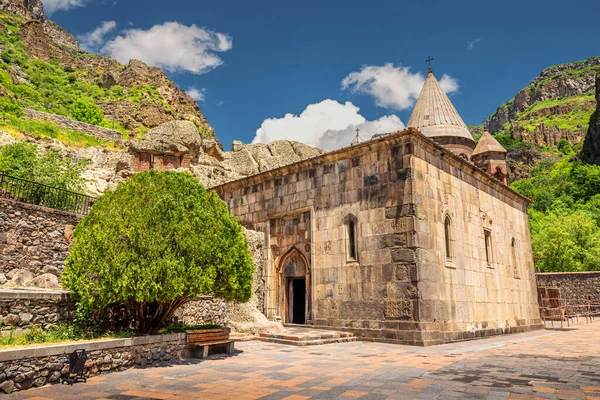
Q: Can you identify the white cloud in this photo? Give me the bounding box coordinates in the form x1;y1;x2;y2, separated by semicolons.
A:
186;87;206;102
439;74;459;93
102;22;232;74
467;38;482;50
252;100;405;151
43;0;86;14
78;21;117;52
341;63;459;111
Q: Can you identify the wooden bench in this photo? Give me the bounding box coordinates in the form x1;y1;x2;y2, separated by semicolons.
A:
190;339;236;359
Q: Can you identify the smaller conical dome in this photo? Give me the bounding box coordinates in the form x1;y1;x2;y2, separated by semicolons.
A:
472;131;507;157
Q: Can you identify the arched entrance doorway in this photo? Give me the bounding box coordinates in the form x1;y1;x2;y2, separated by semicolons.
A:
280;248;309;324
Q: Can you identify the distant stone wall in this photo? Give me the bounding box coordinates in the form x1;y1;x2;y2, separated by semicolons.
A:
0;198;81;286
0;333;189;393
23;108;122;143
173;296;227;326
536;272;600;301
0;290;74;331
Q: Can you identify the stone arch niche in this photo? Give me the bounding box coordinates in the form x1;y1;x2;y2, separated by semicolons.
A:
278;247;311;324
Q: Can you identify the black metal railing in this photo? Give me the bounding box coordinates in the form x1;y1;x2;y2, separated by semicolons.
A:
0;172;95;215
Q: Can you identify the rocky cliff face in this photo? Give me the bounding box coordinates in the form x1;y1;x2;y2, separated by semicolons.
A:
1;0;78;47
581;73;600;165
14;20;214;134
489;57;599;147
0;0;214;138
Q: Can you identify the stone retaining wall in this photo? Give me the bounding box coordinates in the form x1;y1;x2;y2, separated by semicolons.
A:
0;198;82;287
23;108;122;143
173;296;227;326
0;333;189;393
0;290;74;331
536;271;600;300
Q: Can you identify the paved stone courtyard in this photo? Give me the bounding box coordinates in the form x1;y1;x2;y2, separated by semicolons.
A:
7;321;600;400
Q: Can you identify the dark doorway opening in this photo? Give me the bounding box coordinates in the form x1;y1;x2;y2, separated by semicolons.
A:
291;279;306;324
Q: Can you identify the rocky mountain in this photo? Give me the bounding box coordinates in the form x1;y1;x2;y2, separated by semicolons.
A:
489;57;599;148
0;0;214;136
581;72;600;165
0;0;325;196
480;57;599;182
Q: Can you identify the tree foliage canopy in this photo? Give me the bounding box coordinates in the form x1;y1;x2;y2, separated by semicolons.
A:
0;141;88;191
70;99;105;126
62;171;254;332
512;159;600;272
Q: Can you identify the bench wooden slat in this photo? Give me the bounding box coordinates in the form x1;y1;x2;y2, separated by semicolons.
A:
189;339;235;346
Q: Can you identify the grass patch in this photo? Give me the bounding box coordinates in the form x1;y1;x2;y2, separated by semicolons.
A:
0;324;134;349
0;112;118;149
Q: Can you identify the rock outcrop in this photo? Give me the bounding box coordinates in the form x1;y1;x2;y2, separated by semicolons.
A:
1;0;78;47
582;72;600;165
2;1;214;136
130;120;203;157
227;229;284;334
488;57;599;150
489;57;600;133
191;139;325;189
506;148;561;183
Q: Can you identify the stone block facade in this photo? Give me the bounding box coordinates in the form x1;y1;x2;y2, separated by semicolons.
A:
0;198;81;285
0;290;74;331
214;129;542;345
410;136;541;344
536;271;600;301
0;333;189;393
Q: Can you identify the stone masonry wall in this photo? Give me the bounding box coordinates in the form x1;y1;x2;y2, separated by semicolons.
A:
23;108;122;143
0;333;189;393
214;129;541;345
0;198;81;286
0;290;74;331
536;272;600;301
411;135;542;345
173;296;227;326
214;130;418;340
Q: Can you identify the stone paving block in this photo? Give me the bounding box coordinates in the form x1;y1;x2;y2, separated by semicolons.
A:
5;321;600;399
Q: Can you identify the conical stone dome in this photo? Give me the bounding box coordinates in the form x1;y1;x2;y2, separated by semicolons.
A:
408;68;475;156
472;131;507;157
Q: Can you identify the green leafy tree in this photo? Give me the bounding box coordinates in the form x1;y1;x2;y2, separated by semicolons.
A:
0;142;88;191
63;171;254;333
70;99;104;126
0;141;37;178
532;210;600;272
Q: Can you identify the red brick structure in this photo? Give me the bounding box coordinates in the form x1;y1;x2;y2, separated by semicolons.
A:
132;152;192;173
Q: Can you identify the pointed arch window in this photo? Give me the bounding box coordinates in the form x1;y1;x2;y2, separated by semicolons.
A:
444;215;453;261
511;238;520;278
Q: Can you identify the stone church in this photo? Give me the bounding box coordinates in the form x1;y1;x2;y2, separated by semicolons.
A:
214;67;542;345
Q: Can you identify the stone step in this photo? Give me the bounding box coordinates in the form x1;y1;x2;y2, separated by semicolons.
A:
257;335;357;346
258;326;356;346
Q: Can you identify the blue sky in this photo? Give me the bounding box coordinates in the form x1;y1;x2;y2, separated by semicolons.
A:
48;0;599;150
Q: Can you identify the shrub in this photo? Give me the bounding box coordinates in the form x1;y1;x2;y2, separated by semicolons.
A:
532;210;600;272
0;142;88;191
70;99;104;125
63;171;254;333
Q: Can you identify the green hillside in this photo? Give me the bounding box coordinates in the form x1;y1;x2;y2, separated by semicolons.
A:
0;10;213;149
489;57;599;152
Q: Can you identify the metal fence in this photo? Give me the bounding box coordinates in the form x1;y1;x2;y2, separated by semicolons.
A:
0;172;94;215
